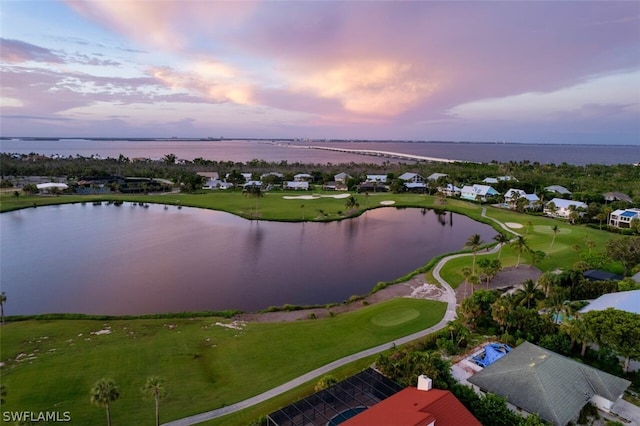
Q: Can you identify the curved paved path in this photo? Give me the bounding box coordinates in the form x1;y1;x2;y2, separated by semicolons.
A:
163;208;513;425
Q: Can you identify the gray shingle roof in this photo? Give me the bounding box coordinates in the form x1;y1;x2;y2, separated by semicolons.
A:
468;342;630;426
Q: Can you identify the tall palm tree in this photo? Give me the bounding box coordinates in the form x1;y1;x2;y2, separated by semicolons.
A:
142;376;166;426
537;271;556;298
510;235;529;267
90;378;120;426
493;233;509;259
461;266;472;295
464;233;484;274
549;225;559;249
515;279;541;309
0;292;6;324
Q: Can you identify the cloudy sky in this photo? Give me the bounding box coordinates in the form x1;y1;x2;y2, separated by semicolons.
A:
1;1;639;144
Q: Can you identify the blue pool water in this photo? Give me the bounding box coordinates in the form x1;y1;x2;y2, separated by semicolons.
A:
326;406;368;425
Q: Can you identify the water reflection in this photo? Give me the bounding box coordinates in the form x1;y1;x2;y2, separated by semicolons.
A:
0;204;496;315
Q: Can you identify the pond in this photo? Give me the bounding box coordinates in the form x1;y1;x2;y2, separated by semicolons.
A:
0;203;496;315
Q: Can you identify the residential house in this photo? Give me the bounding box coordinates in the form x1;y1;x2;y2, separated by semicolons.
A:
334;172;352;183
427;172;448;181
582;269;624;282
202;179;233;190
243;180;262;188
293;173;313;182
460;184;499;202
366;174;388;183
197;172;219;180
483;176;517;184
284;181;309;190
399;172;426;191
545;185;572;196
260;172;284;180
398;172;425;184
544;198;587;218
609;208;640;228
439;183;461;197
322;181;348;191
344;375;481;426
468;342;630;426
603;192;633;203
357;181;387;193
579;290;640;315
504;188;540;209
241;172;253;182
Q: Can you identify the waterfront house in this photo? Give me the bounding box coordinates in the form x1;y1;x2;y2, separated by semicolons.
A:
203;179;233;190
579;290;640;315
468;342;630;426
504;188;540;209
439;183;461;197
460;184;499;202
609;208;640;228
544;198;587;218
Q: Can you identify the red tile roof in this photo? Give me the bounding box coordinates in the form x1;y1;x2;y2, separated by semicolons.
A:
342;387;481;426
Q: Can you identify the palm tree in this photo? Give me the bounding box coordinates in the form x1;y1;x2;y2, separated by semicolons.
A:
0;292;6;324
464;234;484;274
90;378;120;426
142;376;166;426
537;271;556;298
549;225;559;249
344;196;359;215
461;266;472;295
493;233;509;259
515;279;541;309
300;204;305;221
510;235;529;267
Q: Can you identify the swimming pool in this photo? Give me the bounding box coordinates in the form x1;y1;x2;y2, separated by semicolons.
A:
326;406;368;425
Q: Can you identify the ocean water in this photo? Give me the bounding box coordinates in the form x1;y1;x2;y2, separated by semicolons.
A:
1;139;638;166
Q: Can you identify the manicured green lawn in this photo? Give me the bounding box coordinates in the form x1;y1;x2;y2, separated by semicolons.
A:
0;299;445;425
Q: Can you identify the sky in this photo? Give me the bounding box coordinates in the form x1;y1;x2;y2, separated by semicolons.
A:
1;1;639;144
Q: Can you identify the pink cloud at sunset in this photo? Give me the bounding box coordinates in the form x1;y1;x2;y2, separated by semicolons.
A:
0;1;638;143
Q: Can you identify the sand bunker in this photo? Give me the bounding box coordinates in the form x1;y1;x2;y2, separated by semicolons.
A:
505;222;523;229
320;193;351;199
379;200;396;205
283;193;352;200
282;195;320;200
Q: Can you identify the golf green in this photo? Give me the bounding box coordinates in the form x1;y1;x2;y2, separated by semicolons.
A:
370;307;420;326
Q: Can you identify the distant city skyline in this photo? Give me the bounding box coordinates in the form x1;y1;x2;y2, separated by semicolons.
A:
1;1;639;145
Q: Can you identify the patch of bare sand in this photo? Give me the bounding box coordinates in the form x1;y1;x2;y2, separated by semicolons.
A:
234;276;446;323
454;265;542;304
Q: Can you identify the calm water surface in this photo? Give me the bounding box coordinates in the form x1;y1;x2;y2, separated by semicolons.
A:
1;204;495;315
2;139;638;165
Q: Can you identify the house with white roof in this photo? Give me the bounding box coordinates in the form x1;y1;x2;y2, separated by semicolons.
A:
579;290;640;315
365;174;387;183
545;185;572;195
460;184;499;202
438;183;461;197
203;179;233;190
504;188;540;209
483;176;517;184
241;172;253;182
544;198;588;218
284;181;310;190
603;192;633;203
427;172;448;181
293;173;313;182
334;172;352;183
609;208;640;229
